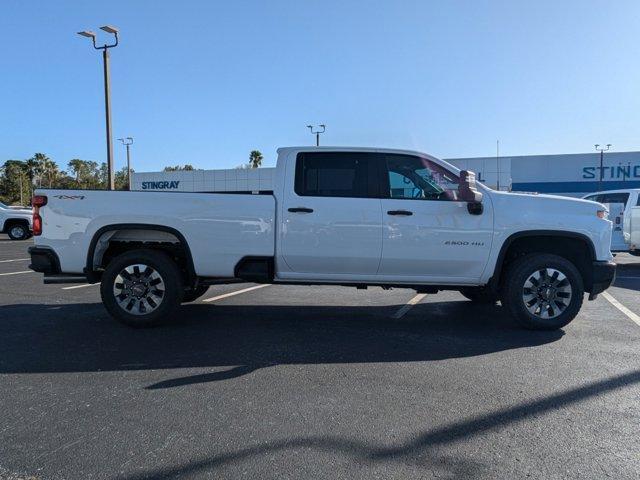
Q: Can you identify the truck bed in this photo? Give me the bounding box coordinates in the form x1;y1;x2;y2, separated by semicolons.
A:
35;190;275;277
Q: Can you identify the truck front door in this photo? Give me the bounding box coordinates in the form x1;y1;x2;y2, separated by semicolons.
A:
279;151;383;278
378;154;494;283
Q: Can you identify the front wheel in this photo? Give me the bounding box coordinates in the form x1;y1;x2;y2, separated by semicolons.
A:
501;253;584;330
100;249;183;327
7;224;29;240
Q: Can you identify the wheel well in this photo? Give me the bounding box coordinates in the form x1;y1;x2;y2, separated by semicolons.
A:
494;233;595;291
87;225;195;285
3;218;29;232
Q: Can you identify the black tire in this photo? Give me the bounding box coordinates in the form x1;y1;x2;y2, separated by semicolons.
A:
501;253;584;330
7;223;29;240
460;287;499;304
182;285;209;303
100;249;183;328
630;251;640;257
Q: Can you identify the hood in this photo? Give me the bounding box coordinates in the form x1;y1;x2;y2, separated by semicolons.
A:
489;190;607;213
6;205;33;214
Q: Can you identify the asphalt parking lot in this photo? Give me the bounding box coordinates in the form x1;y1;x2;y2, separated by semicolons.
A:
1;236;639;479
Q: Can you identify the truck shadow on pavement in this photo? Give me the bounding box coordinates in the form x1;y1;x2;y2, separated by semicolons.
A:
0;300;563;384
118;368;640;480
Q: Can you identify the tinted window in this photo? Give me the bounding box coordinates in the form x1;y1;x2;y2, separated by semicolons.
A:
599;193;629;206
294;152;378;198
385;154;459;201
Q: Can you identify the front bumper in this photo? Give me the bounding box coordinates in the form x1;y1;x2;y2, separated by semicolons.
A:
589;260;616;297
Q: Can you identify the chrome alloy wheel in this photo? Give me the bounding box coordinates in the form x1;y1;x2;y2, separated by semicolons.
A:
522;268;572;320
10;226;25;239
113;264;165;315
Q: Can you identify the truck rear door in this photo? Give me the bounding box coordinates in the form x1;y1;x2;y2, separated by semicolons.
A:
279;151;383;277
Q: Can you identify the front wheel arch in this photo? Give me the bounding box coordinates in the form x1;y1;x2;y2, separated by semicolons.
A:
490;231;595;292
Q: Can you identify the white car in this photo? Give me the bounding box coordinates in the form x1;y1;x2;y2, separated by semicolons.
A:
0;200;32;240
582;189;640;256
28;146;616;330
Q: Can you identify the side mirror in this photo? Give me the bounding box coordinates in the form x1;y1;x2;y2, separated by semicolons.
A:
458;170;483;203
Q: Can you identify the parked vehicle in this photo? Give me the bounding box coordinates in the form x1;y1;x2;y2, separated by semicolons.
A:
0;201;32;240
29;147;616;330
583;189;640;256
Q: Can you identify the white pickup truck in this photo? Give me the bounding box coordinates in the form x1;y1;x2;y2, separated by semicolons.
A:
29;147;616;330
0;201;33;240
583;189;640;256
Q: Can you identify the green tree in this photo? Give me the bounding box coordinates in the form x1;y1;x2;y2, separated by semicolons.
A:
0;160;29;205
114;166;133;190
249;150;263;169
163;164;195;172
67;159;103;189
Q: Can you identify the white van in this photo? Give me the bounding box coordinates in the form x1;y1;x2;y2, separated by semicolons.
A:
582;189;640;255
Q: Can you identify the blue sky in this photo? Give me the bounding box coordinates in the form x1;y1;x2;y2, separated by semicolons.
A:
2;0;639;171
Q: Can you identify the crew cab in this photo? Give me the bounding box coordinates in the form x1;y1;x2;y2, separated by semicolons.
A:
29;147;616;330
583;188;640;256
0;200;32;240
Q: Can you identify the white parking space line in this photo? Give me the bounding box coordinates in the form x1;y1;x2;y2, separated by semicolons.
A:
602;291;640;327
0;270;33;276
391;293;427;319
202;284;270;303
0;258;29;263
62;283;99;290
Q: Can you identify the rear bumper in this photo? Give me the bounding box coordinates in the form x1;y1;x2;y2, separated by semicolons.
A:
589;260;616;296
28;246;60;274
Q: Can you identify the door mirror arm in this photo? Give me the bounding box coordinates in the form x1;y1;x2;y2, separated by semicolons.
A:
458;170;483;215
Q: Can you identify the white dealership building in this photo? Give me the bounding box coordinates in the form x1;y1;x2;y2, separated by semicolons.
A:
132;150;640;197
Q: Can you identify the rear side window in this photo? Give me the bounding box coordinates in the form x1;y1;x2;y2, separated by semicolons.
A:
294;152;379;198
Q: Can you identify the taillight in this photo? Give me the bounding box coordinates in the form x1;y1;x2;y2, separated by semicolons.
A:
31;195;47;236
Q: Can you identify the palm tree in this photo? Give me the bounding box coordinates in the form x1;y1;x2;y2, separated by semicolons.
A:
249;150;263;169
42;157;59;187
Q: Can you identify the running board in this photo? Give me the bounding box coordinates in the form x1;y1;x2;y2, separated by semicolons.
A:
44;275;89;284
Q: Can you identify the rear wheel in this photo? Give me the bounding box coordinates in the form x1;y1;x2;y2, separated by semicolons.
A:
7;223;29;240
101;249;182;327
501;253;584;330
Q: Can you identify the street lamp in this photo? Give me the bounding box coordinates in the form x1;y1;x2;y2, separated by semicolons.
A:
118;137;134;190
307;124;326;147
594;143;612;192
77;25;119;190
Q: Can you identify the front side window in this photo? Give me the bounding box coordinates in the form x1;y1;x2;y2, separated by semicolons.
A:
294;152;378;198
385;154;459;201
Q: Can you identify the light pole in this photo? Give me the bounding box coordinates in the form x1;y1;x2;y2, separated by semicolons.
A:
594;143;612;192
77;25;119;190
118;137;134;190
307;124;326;146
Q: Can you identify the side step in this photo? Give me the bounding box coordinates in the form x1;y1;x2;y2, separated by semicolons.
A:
44;275;89;284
